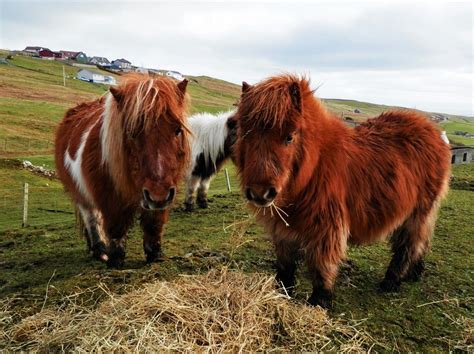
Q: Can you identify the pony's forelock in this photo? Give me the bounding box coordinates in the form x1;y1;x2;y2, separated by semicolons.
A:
117;74;189;135
239;74;312;129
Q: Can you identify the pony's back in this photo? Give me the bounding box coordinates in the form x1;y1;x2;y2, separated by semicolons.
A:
188;110;235;167
345;110;451;245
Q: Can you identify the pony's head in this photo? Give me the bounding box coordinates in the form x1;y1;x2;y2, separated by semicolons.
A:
234;74;314;207
224;113;238;161
103;74;190;210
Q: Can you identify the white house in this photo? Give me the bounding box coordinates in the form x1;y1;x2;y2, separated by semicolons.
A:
76;69;116;85
89;56;110;66
166;70;184;81
112;58;132;70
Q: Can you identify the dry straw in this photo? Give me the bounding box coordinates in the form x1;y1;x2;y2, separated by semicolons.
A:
2;267;371;352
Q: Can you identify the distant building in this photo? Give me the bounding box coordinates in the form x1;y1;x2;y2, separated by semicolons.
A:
166;70;184;81
430;113;449;123
135;67;149;74
112;58;132;70
89;56;111;66
76;69;116;85
60;50;88;63
454;131;468;136
38;49;63;60
23;46;49;55
451;146;474;164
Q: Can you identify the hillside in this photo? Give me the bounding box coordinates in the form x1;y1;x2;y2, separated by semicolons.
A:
1;52;472;156
0;55;241;156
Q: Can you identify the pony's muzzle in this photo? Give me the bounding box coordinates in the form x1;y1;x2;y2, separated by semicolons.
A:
246;186;278;207
142;187;176;210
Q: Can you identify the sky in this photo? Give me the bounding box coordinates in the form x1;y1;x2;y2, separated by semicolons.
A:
0;0;472;116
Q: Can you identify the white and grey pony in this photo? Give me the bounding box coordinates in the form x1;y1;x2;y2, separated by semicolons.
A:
184;110;237;211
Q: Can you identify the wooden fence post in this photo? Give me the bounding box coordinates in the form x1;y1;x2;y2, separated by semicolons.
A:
224;168;231;192
22;183;29;227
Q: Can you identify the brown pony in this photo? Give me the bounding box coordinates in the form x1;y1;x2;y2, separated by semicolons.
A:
234;74;451;308
55;74;190;267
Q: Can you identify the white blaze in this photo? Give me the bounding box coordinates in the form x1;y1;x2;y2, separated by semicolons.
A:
64;125;95;204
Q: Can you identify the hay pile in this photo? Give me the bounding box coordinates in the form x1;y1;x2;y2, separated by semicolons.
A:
2;268;370;352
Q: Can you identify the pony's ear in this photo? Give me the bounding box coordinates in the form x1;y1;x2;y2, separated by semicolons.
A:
177;79;188;95
109;86;124;103
289;82;302;112
242;81;251;93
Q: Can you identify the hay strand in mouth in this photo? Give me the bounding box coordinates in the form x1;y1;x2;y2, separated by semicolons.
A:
270;202;290;227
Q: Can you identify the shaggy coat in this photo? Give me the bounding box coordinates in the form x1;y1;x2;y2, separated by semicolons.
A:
184;110;237;211
234;75;451;308
55;74;190;267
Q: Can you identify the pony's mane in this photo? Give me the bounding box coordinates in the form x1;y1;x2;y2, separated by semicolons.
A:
239;74;312;128
188;110;235;167
101;74;189;197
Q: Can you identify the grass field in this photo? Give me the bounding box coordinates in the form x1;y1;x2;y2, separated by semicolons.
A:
0;163;473;351
0;52;473;351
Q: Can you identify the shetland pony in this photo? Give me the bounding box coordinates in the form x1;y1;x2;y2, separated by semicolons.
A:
55;75;190;267
184;110;237;211
234;74;451;308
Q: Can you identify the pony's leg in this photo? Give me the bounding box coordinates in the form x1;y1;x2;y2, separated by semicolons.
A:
380;203;439;292
196;177;212;208
102;209;135;268
184;175;200;212
140;208;169;263
305;225;347;309
77;205;107;261
274;239;300;296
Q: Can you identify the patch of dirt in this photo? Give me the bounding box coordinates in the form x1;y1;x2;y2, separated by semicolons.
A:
0;82;96;105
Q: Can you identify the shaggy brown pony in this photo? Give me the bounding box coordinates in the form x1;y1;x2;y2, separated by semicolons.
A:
55;74;190;267
234;74;451;308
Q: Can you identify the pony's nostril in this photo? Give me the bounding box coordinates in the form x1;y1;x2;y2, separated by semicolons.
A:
166;188;176;202
264;187;278;201
143;189;151;202
246;188;255;201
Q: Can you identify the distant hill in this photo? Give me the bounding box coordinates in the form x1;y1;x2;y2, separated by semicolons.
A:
0;51;472;156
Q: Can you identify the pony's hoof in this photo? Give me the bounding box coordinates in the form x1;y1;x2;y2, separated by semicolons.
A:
307;288;333;310
379;278;400;292
106;255;125;268
106;244;126;268
403;260;425;282
91;242;107;262
197;201;209;209
145;245;165;263
184;203;194;212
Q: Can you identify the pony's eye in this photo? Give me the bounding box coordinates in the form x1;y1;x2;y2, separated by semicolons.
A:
285;134;294;145
175;127;183;137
